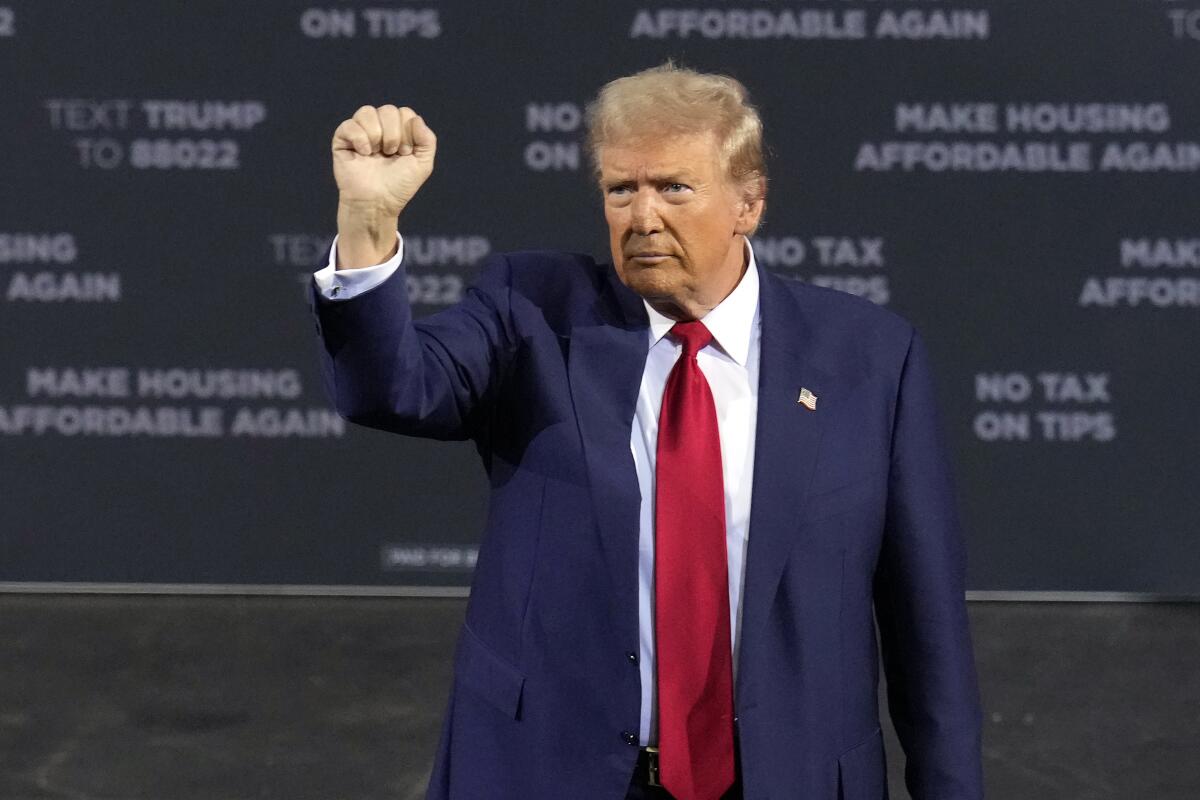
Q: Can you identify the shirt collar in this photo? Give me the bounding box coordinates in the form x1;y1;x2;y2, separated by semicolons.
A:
642;236;761;367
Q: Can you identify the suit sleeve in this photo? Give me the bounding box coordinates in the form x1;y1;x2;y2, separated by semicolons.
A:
308;247;515;441
873;327;985;800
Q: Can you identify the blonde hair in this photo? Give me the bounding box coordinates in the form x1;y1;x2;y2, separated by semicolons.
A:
584;61;767;206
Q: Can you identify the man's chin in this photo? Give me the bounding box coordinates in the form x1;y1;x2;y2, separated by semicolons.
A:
620;268;678;301
615;274;693;320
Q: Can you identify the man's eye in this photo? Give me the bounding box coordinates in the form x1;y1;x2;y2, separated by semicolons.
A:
608;186;630;196
665;183;689;193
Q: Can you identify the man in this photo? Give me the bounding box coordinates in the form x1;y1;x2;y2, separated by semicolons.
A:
310;64;984;800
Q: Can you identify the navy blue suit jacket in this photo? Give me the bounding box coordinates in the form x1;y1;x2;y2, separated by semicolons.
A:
310;248;984;800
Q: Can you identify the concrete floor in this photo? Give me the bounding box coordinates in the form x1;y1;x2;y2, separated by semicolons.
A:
0;596;1196;799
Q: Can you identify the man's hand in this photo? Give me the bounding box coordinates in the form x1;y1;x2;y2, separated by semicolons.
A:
331;105;437;269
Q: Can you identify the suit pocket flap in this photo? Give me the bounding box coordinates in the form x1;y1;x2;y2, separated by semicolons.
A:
837;726;885;800
454;623;526;720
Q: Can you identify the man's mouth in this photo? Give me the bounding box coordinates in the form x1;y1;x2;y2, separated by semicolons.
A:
629;252;673;264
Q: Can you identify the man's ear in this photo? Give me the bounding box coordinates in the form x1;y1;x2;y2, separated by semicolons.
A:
733;176;766;235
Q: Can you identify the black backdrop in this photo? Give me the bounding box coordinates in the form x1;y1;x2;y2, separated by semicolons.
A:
1;1;1197;593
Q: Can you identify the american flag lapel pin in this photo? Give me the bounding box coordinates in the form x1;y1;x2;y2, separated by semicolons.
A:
797;387;818;411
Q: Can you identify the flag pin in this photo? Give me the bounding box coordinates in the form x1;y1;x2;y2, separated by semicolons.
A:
797;387;818;411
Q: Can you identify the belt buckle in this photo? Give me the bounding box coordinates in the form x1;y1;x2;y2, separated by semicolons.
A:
644;746;662;788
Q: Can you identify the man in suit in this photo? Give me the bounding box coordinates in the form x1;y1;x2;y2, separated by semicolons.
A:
310;63;984;799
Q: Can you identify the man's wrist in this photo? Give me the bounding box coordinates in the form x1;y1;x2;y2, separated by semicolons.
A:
335;199;401;268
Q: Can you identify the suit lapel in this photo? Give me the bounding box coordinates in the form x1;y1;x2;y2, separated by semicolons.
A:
567;267;649;627
738;272;832;690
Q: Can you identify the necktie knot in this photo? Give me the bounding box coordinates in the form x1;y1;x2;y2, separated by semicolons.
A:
669;320;713;358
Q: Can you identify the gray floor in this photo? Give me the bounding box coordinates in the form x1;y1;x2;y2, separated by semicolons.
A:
0;596;1196;799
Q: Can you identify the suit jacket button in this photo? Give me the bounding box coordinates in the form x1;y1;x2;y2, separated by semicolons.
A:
626;651;638;664
621;730;637;746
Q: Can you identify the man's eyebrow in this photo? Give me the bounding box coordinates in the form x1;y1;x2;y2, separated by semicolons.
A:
600;170;699;187
647;171;697;183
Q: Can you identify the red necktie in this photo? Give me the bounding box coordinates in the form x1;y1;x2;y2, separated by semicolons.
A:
655;320;735;800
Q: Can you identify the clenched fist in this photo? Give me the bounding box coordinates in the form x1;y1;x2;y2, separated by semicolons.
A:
333;104;437;216
331;105;436;268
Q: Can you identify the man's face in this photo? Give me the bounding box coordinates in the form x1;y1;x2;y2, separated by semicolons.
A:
599;130;762;320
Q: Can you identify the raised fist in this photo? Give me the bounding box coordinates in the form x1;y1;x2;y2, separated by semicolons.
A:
331;104;437;217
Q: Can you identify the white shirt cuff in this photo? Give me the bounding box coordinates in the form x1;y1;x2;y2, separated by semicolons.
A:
312;231;404;300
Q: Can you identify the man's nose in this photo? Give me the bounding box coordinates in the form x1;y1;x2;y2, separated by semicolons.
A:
630;189;662;235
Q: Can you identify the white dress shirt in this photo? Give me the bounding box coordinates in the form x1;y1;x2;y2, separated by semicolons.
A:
312;232;405;300
314;234;762;747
